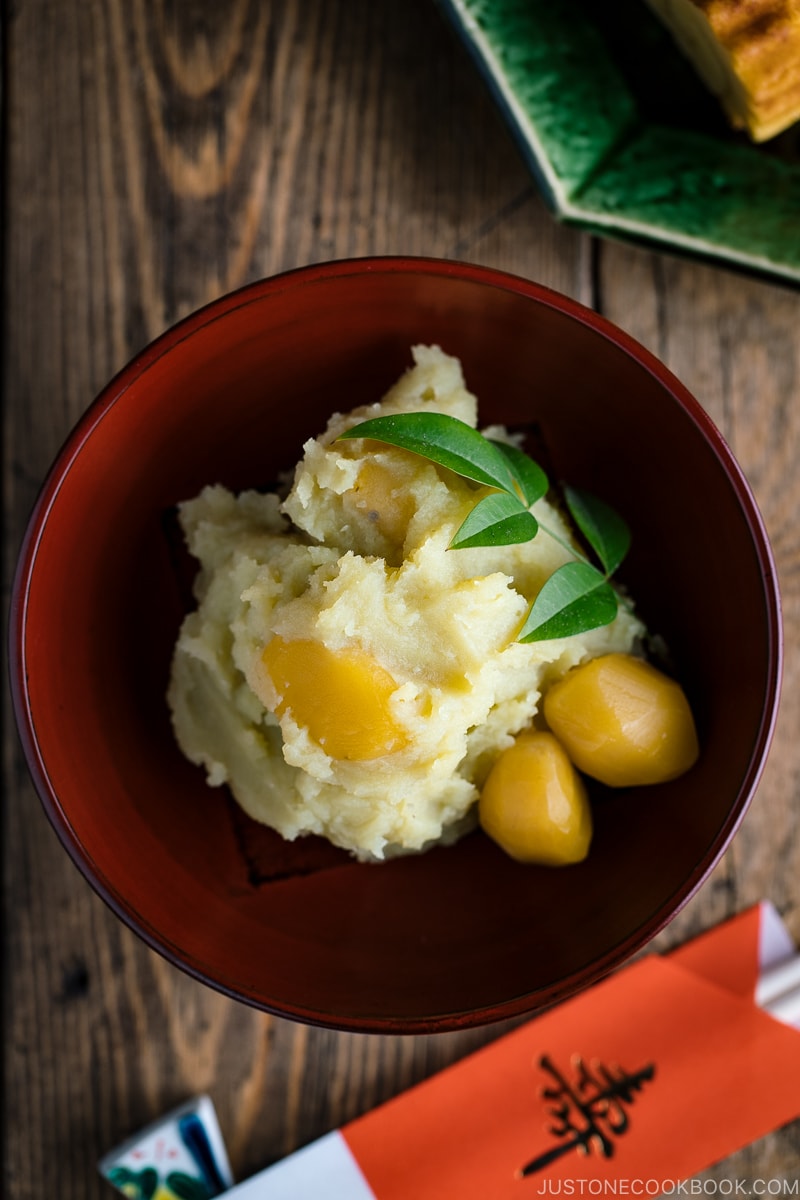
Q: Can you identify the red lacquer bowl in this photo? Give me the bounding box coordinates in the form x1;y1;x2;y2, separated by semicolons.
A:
9;258;782;1033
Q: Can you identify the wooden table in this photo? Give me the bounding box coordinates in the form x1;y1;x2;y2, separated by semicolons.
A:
4;1;800;1193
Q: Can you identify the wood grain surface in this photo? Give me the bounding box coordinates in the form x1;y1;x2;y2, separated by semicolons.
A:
3;1;799;1194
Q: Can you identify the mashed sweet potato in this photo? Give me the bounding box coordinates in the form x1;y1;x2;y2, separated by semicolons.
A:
167;346;644;860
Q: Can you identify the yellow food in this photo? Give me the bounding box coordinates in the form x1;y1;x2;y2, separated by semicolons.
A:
644;0;800;142
167;346;645;861
262;637;409;761
543;653;699;787
346;459;417;545
478;731;592;865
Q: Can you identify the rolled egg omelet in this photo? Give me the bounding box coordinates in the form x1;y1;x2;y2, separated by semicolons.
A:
167;346;644;861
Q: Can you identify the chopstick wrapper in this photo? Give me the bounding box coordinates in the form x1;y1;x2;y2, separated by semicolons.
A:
98;1094;233;1198
222;900;800;1198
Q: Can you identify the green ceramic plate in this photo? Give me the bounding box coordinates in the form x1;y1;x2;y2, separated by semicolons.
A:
437;0;800;285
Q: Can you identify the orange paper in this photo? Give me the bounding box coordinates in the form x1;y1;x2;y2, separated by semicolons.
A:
670;904;762;999
343;912;800;1196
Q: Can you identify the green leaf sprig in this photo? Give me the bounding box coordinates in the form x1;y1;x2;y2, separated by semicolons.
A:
338;412;631;642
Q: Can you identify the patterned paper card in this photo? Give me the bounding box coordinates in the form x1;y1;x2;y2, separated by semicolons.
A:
99;1095;233;1200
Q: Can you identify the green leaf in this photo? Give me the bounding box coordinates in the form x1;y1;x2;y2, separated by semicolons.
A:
336;410;633;646
518;561;618;642
165;1171;212;1200
450;492;539;549
105;1165;159;1200
489;440;548;507
563;486;631;577
339;412;517;494
106;1166;141;1190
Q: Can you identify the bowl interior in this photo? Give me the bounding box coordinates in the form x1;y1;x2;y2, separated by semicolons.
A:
12;260;780;1032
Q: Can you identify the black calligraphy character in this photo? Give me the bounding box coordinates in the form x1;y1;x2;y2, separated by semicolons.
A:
518;1053;655;1177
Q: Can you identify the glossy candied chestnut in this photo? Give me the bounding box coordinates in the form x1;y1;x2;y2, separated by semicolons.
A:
478;730;592;865
262;636;408;761
543;652;699;787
